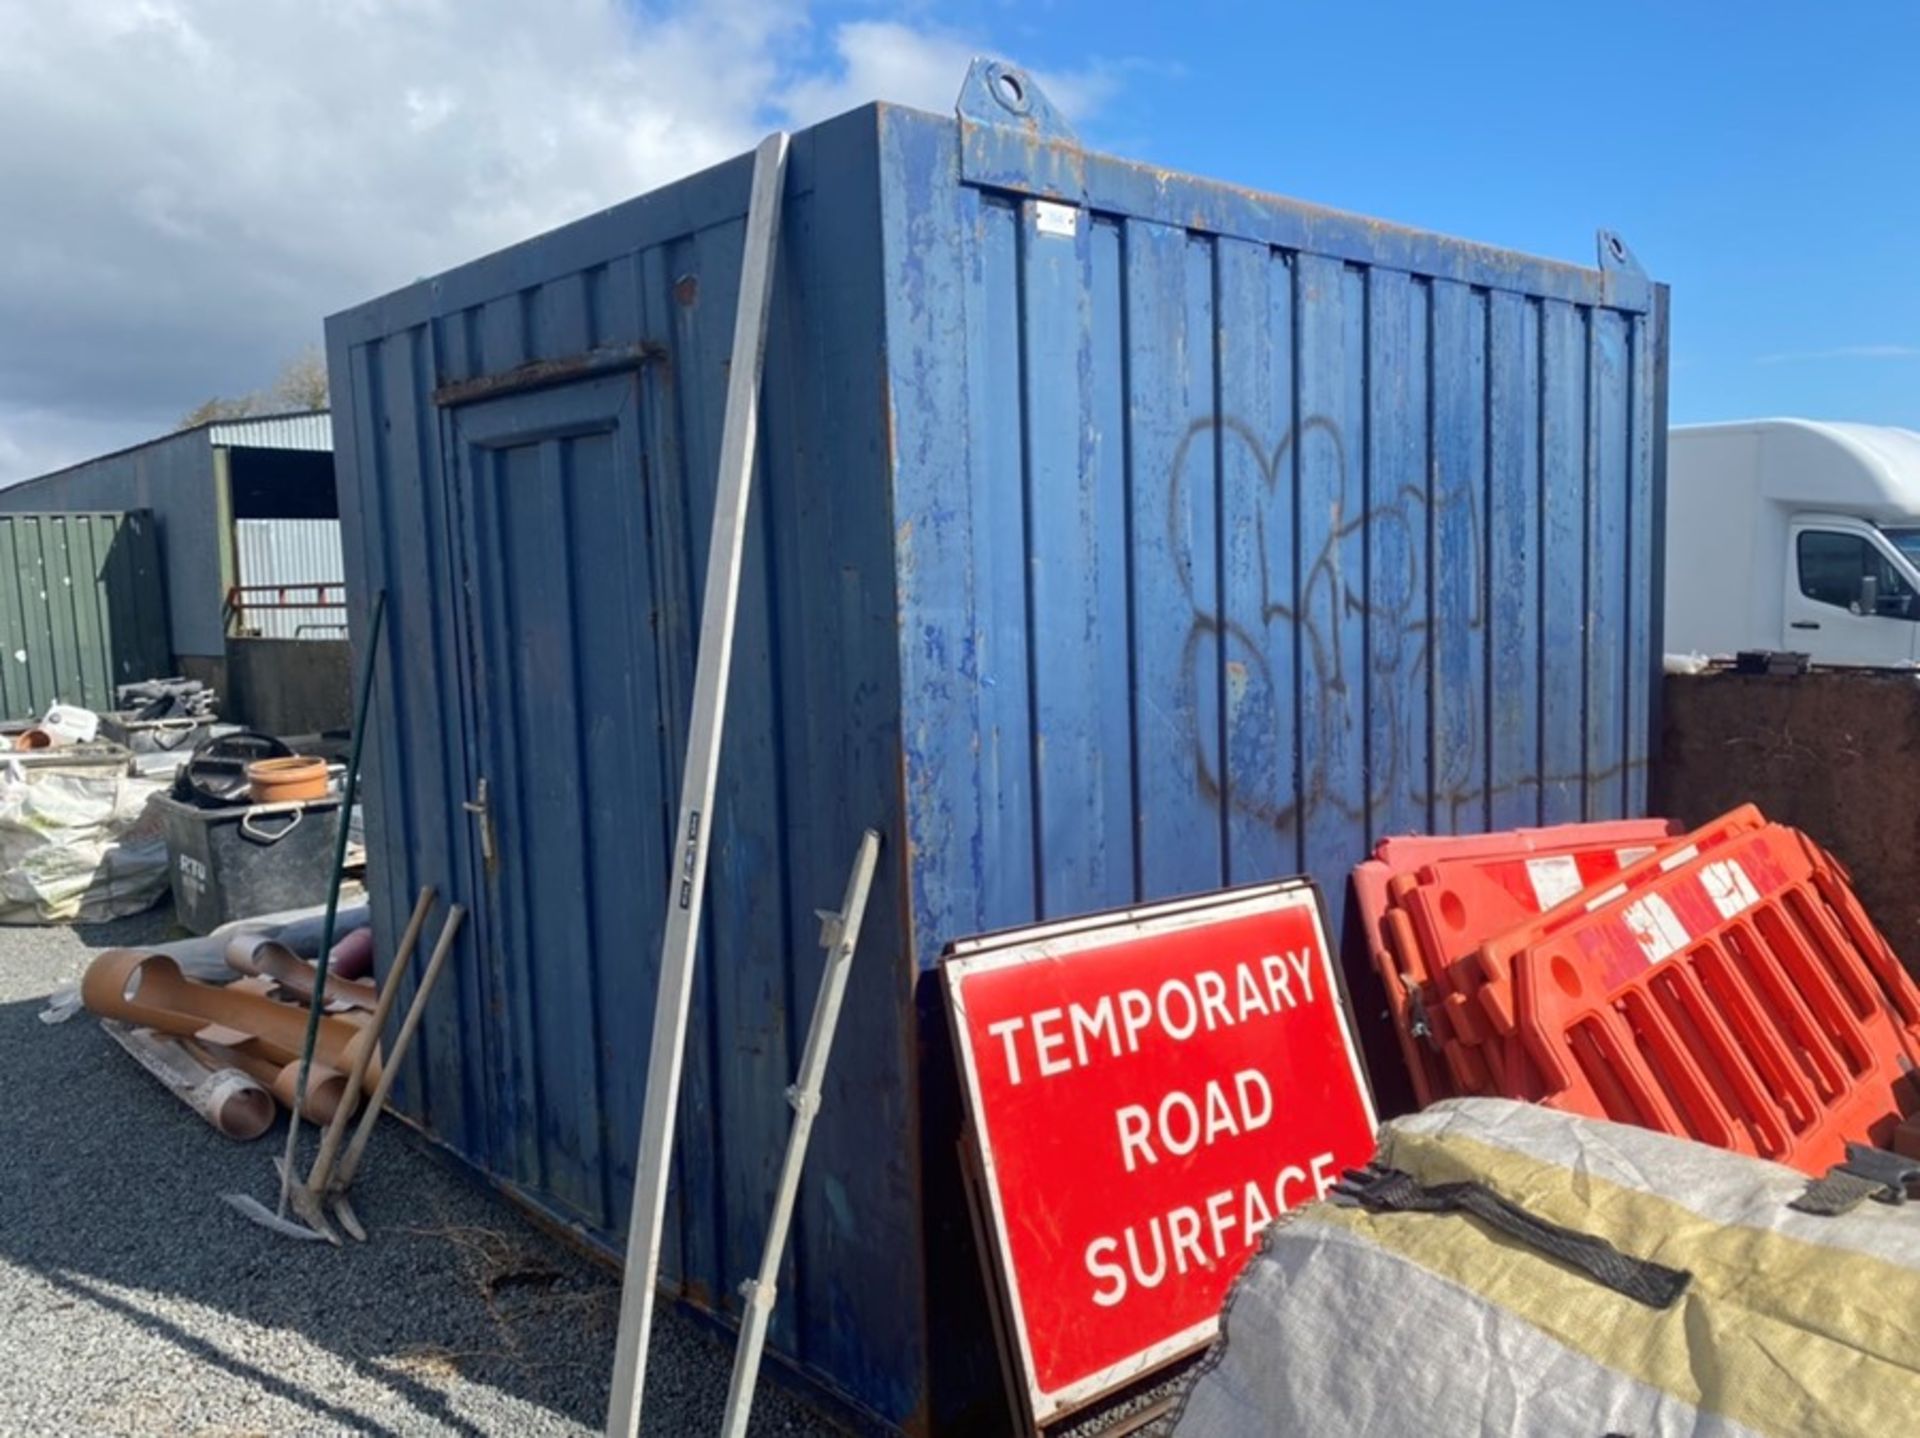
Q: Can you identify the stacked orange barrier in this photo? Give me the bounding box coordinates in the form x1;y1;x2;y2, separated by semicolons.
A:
1355;819;1675;1106
1357;806;1920;1174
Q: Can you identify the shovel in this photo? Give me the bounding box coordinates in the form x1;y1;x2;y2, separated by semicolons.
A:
323;903;466;1239
223;883;436;1244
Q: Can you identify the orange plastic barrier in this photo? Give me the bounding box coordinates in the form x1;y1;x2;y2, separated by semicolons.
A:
1395;838;1678;1090
1463;805;1769;1042
1482;819;1920;1174
1353;818;1676;1105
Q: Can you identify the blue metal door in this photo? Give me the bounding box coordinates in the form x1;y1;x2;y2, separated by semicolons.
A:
444;370;679;1233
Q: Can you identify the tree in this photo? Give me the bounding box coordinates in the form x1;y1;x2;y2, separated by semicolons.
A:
177;347;330;430
270;346;330;411
176;394;266;429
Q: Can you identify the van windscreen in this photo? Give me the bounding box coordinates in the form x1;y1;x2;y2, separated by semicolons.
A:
1886;528;1920;569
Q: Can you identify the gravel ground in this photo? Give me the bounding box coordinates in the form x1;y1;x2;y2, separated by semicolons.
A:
0;905;841;1438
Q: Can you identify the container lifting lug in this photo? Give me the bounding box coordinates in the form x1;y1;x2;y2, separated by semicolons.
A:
1596;229;1645;277
954;56;1087;204
955;58;1078;141
1595;228;1651;312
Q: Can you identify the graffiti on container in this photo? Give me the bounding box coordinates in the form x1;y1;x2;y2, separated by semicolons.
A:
1166;412;1636;832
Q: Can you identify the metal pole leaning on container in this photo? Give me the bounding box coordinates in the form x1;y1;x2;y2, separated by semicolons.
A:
604;129;790;1438
223;586;385;1245
719;829;881;1438
279;586;385;1211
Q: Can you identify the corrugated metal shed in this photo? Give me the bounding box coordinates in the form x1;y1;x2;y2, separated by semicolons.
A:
0;410;336;660
233;519;345;638
0;512;171;719
208;411;334;452
328;64;1665;1435
0;428;223;658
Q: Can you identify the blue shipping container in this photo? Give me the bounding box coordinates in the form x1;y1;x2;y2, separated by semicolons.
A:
327;61;1665;1435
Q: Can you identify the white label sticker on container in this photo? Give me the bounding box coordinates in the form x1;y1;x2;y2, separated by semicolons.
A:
1622;893;1689;965
1034;200;1079;238
1525;856;1583;911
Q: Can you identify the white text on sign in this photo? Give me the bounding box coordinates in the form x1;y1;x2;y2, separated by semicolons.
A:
983;949;1321;1084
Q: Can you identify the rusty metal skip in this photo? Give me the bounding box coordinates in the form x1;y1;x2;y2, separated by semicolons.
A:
603;128;791;1438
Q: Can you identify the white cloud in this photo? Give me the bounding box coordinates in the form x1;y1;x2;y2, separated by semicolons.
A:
0;1;1119;483
1756;344;1920;365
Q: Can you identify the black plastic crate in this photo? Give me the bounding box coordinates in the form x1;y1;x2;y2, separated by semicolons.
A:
154;793;340;934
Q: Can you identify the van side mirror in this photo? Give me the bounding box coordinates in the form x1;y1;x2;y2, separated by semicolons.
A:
1859;573;1881;615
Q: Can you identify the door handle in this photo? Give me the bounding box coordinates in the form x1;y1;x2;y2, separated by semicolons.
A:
464;776;497;874
1790;621;1820;630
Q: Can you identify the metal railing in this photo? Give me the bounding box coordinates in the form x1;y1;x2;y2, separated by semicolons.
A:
225;582;348;638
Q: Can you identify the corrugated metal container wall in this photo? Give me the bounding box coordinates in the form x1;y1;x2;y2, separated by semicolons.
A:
882;77;1665;1124
328;65;1664;1436
234;519;346;637
0;511;172;719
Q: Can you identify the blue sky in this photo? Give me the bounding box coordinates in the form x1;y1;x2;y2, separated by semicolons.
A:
858;0;1919;427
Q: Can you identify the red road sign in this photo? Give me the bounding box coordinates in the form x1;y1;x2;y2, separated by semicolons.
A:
943;880;1377;1422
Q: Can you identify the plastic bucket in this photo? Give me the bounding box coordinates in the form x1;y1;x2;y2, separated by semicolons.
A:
247;756;330;804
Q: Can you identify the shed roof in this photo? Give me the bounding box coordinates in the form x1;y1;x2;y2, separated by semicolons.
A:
207;411;333;452
9;409;333;491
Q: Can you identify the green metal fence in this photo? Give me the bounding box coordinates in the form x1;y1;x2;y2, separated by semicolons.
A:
0;511;172;720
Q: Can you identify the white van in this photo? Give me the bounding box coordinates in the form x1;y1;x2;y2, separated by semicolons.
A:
1666;419;1920;666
